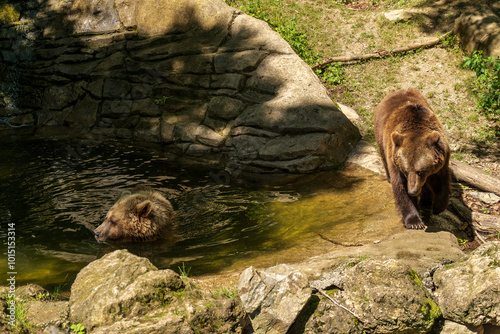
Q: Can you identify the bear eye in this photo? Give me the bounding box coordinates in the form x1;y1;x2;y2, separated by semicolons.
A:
416;170;425;177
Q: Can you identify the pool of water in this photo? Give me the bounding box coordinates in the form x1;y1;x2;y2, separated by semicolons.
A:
0;139;403;289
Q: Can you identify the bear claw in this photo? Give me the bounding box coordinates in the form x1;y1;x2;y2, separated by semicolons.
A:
404;221;427;230
404;214;427;230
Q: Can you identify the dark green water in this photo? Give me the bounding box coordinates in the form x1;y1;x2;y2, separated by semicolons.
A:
0;139;399;290
0;139;303;289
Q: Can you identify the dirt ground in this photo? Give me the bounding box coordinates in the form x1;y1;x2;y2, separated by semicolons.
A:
301;0;500;244
317;0;500;175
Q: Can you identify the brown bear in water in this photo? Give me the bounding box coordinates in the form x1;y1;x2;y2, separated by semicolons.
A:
374;89;451;229
94;186;175;242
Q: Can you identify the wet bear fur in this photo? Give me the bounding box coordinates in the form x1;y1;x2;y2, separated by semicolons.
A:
94;186;175;242
374;89;451;229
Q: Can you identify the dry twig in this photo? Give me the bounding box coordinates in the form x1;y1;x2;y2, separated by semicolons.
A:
312;31;451;69
313;286;363;323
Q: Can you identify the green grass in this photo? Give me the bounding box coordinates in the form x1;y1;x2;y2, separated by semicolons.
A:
227;0;496;158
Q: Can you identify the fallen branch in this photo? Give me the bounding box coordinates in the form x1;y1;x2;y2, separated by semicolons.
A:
450;159;500;197
312;31;451;70
471;212;500;234
473;228;487;245
313;286;363;323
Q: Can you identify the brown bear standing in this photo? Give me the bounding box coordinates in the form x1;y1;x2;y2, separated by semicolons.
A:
94;186;175;242
374;89;451;229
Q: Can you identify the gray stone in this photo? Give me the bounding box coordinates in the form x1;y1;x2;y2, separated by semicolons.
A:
93;52;126;73
186;143;213;156
131;99;161;117
43;83;82;110
101;100;132;116
468;190;500;205
221;14;294;53
247;156;323;174
16;284;47;301
238;264;312;334
305;259;441;334
231;135;268;161
214;50;265;73
294;230;464;281
258;133;331;161
102;78;131;99
134;0;233;38
230;126;279;138
134;117;161;142
69;249;183;330
207;96;246;120
160;119;175;143
346;140;385;176
174;122;198;142
434;242;500;327
68;251;246;334
69;0;122;35
454;8;500;57
155;54;214;75
43;325;69;334
0;0;361;176
26;301;69;328
204;117;227;132
5;113;35;127
210;73;246;90
441;321;483;334
65;95;99;129
195;125;225;147
384;9;413;22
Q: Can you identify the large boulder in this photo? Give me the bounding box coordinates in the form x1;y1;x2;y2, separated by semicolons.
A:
454;7;500;57
0;0;359;176
303;258;441;334
69;249;179;329
69;249;247;333
434;242;500;327
238;264;312;334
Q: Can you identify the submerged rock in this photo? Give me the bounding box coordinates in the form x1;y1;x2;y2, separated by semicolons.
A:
434;242;500;327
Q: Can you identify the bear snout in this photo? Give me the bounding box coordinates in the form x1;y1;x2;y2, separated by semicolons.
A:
94;228;106;243
408;188;420;197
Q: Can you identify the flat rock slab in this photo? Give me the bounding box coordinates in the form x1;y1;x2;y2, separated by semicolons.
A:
293;230;465;282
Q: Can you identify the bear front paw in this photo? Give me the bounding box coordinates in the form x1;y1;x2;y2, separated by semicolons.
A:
403;214;426;230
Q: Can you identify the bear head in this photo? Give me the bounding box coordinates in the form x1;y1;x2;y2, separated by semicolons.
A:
94;191;173;243
392;130;447;197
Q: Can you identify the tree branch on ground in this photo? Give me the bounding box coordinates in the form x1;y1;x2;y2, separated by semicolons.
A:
311;31;452;70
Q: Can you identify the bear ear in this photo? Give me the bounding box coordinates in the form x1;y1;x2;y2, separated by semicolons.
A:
118;190;132;200
391;132;405;147
136;200;153;218
426;131;440;147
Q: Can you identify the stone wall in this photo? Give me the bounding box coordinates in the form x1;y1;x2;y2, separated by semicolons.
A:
0;0;359;175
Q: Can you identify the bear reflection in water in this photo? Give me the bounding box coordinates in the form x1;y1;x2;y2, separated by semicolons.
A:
374;88;451;230
94;186;175;242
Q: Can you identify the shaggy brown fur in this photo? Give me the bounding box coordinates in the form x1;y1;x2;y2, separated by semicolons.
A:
94;186;175;242
374;89;451;229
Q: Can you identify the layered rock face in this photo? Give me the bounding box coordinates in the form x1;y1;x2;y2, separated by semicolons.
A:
0;0;359;175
